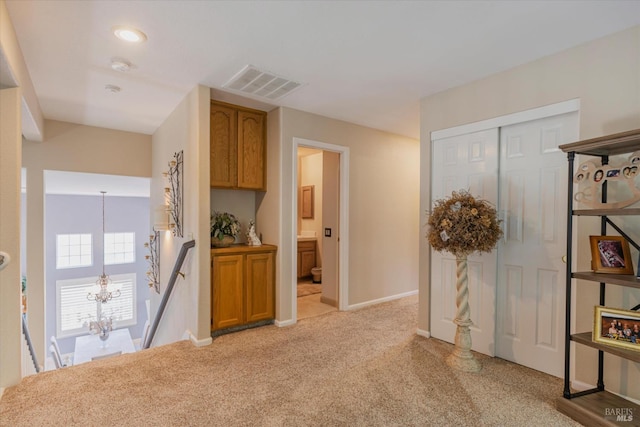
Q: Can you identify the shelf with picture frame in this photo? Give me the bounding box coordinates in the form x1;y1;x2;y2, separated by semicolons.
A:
557;128;640;426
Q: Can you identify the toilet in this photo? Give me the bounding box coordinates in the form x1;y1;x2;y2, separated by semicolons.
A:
311;267;322;284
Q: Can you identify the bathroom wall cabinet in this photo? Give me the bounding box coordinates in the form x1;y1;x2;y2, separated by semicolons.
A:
297;240;316;279
210;100;267;191
211;244;276;331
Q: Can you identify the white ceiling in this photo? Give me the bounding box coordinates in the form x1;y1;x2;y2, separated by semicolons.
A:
5;1;640;139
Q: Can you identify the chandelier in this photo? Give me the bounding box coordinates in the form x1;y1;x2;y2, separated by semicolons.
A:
87;191;121;303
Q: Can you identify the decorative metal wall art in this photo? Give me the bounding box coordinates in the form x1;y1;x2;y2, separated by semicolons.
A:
145;231;160;293
164;150;183;237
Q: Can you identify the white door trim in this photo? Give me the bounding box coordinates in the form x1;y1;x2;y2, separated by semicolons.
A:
292;137;350;322
431;99;580;141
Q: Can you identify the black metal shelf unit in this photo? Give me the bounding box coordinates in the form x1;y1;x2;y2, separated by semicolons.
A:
557;129;640;426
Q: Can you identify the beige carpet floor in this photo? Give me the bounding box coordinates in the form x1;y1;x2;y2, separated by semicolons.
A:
0;295;580;426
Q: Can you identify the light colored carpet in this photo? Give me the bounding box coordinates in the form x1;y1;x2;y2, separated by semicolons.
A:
297;283;322;297
0;295;579;426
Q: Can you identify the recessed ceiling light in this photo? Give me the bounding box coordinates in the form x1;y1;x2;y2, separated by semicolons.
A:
113;26;147;43
104;84;121;93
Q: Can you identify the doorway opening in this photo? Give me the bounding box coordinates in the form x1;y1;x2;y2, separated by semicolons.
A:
292;138;349;322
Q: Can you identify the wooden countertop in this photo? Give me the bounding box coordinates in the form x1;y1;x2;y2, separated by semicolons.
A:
211;243;277;255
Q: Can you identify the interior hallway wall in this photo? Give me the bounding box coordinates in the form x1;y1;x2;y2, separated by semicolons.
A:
267;107;419;323
150;85;211;348
0;87;23;389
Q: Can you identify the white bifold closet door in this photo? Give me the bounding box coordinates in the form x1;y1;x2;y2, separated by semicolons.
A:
431;111;578;377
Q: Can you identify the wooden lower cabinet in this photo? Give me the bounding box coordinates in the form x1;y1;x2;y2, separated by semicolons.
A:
297;240;316;279
211;244;276;331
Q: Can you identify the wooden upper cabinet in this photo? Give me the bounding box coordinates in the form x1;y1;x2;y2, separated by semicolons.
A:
210;100;267;191
238;110;266;190
210;103;237;188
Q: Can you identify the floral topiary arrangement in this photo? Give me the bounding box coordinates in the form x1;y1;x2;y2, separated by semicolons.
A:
210;211;241;242
427;190;502;258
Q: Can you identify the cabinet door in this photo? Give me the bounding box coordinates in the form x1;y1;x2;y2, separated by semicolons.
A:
212;254;244;330
300;251;316;278
237;110;266;190
210;103;238;188
245;252;274;323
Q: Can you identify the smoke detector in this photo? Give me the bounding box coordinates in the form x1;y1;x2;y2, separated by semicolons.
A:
223;65;303;100
111;58;133;72
104;84;121;93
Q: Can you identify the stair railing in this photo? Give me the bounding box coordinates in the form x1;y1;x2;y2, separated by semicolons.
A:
143;240;195;349
22;313;41;373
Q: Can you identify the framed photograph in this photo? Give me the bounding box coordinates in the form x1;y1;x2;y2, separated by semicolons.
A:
593;306;640;352
589;235;634;274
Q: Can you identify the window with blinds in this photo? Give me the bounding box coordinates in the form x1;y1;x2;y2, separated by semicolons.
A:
56;273;137;338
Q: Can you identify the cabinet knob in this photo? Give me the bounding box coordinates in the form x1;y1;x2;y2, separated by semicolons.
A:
562;255;567;264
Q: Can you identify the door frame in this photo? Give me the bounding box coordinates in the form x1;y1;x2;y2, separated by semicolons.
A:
428;98;580;362
291;137;350;322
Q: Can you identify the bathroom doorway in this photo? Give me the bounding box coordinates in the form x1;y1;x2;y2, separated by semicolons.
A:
292;138;349;321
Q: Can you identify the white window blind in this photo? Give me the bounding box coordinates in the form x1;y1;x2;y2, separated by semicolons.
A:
56;233;92;269
56;273;137;338
104;232;136;265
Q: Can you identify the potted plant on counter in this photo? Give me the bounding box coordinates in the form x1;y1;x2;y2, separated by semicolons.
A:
211;211;241;247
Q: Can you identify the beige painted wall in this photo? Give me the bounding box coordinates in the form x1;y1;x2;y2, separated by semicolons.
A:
150;85;211;347
420;26;640;400
256;108;282;317
210;189;256;245
21;120;151;365
0;87;23;389
268;107;419;323
0;0;43;141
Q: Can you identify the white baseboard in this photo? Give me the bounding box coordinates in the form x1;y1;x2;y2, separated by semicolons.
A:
320;296;337;307
416;328;431;338
185;330;212;347
276;290;418;327
275;319;295;327
346;290;418;311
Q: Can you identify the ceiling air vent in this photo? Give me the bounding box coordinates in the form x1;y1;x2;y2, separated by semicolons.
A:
223;65;302;100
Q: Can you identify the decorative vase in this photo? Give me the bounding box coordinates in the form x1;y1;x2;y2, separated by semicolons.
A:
446;255;481;372
211;235;235;248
